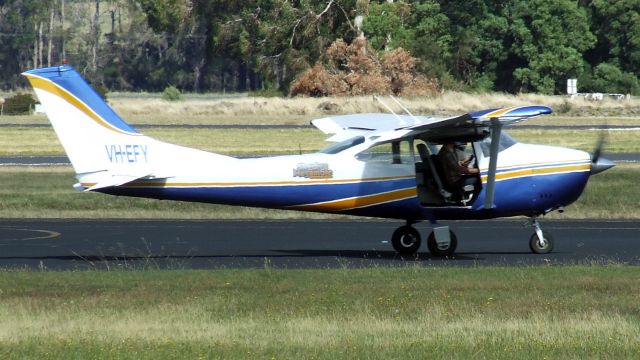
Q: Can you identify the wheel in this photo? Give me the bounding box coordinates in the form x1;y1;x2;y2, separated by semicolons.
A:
529;231;554;254
427;230;458;257
391;226;421;255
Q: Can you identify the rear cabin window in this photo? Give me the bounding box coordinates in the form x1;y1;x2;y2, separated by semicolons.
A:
356;141;412;164
319;136;365;154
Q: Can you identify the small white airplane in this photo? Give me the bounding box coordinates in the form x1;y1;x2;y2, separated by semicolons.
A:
23;65;614;256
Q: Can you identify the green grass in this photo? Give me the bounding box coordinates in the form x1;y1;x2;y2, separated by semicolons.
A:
0;165;637;219
0;266;639;359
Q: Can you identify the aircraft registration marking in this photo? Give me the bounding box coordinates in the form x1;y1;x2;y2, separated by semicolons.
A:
105;144;148;163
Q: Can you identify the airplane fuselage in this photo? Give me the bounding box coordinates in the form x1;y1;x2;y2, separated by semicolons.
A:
93;140;592;222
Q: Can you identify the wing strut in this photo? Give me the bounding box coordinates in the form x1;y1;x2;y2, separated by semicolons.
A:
484;118;502;209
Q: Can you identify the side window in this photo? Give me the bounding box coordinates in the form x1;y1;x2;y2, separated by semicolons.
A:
479;131;517;157
396;140;413;164
414;140;440;161
356;141;412;164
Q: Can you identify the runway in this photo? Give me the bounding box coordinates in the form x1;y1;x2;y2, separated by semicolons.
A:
0;219;638;270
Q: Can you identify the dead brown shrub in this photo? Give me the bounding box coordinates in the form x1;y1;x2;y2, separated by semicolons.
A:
291;38;438;97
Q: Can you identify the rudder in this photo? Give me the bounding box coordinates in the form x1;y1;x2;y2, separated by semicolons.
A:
23;65;148;175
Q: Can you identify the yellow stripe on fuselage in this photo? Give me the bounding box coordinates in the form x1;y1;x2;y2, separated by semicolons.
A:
24;75;140;136
480;163;591;183
81;175;416;189
288;188;417;212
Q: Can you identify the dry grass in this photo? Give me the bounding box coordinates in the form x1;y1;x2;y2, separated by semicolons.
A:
1;267;639;359
2;125;638;157
0;127;63;155
106;92;640;125
509;129;640;152
2;91;639;126
144;127;326;155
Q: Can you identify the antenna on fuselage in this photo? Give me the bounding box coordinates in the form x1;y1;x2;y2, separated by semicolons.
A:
389;95;418;120
374;95;405;125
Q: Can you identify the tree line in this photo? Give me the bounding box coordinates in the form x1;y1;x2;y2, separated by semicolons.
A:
0;0;638;95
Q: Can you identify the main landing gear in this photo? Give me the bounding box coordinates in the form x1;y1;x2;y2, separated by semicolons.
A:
391;222;457;257
390;217;555;256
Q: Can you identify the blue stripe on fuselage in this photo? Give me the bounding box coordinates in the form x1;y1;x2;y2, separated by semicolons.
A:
100;177;418;208
98;168;590;221
23;66;138;135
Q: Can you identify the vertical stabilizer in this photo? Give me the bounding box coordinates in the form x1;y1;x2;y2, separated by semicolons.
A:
22;65;234;181
22;66;146;175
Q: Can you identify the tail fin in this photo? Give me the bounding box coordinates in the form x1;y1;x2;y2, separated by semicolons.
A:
22;65;150;175
22;66;232;186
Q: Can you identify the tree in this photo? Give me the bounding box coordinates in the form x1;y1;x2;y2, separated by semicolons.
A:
507;0;595;94
588;0;640;78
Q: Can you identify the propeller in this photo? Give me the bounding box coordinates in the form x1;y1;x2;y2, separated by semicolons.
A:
590;128;615;175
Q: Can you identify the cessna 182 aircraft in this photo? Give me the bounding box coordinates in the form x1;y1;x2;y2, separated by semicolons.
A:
23;65;615;257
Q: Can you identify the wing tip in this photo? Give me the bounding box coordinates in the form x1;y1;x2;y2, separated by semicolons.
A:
471;105;552;119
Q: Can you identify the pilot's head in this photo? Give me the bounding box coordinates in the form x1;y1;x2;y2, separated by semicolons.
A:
454;141;466;151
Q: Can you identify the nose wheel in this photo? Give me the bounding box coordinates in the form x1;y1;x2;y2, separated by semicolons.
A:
527;217;554;254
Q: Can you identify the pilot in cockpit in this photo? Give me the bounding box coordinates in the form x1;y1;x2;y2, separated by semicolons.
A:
437;141;479;191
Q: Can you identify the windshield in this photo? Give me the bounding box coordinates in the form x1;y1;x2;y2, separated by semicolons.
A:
319;136;365;154
479;130;517;157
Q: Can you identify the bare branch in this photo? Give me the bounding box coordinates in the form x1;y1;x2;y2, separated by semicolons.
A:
289;0;335;47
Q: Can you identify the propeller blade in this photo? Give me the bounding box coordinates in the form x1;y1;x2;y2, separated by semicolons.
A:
590;127;614;175
591;131;606;163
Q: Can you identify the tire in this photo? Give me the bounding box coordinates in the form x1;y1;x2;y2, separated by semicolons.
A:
427;230;458;257
391;226;421;255
529;231;554;254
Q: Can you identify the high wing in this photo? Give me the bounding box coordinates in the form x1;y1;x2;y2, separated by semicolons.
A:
312;106;551;142
311;105;553;209
311;113;436;142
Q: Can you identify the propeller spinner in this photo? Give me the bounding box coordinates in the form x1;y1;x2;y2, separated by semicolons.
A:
590;132;615;175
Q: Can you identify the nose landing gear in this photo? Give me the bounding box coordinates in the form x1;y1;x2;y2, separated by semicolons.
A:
526;217;554;254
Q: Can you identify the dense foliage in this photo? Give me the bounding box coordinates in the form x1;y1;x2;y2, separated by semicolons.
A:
0;0;638;95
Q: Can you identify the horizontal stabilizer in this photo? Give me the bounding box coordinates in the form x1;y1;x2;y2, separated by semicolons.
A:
85;172;157;191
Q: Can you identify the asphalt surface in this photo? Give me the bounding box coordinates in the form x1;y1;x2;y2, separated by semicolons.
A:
0;219;638;270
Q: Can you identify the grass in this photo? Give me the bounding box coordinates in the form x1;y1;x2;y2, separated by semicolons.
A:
0;266;639;359
0;167;343;219
509;128;640;153
0;124;639;156
0;164;638;219
4;90;640;126
68;91;640;120
0;126;327;156
143;127;326;155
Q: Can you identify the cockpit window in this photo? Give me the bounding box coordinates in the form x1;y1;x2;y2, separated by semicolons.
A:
479;130;517;157
356;140;412;164
319;136;365;154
